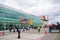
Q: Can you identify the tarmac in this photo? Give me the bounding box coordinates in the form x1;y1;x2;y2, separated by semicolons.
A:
0;28;59;40
0;29;45;40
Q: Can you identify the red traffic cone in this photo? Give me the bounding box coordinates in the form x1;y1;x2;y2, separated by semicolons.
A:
28;30;30;32
2;31;4;36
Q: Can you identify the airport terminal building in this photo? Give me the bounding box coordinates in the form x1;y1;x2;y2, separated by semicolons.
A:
0;4;43;30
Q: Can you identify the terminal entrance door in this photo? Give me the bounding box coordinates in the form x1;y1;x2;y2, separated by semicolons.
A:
0;22;9;30
0;22;4;30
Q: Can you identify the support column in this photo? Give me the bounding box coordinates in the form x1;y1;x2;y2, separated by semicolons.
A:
4;23;6;30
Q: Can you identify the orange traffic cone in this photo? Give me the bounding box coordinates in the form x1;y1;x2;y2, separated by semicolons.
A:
2;31;4;36
44;31;48;35
44;28;48;35
28;30;30;32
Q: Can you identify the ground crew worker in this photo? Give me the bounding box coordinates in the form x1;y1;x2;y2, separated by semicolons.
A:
37;25;40;33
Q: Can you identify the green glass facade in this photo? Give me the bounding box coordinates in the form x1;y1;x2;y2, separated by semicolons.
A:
0;4;43;30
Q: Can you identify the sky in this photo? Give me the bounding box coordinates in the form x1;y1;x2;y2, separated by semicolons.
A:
0;0;60;24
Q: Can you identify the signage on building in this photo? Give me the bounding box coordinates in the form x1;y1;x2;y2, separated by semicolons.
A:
21;18;28;24
29;19;33;25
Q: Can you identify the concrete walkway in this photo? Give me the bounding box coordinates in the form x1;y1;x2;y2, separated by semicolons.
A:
0;32;45;40
0;29;45;40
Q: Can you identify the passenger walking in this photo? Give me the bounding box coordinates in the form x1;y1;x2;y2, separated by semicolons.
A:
13;27;15;32
9;25;12;32
17;26;21;39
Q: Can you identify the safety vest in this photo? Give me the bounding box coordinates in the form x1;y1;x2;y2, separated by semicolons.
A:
38;27;40;29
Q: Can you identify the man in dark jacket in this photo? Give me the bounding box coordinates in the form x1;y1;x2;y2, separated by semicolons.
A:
57;22;60;32
17;26;21;39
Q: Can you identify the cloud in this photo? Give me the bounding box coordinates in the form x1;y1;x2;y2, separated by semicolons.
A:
0;0;21;9
25;2;55;16
49;0;60;4
14;0;40;9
